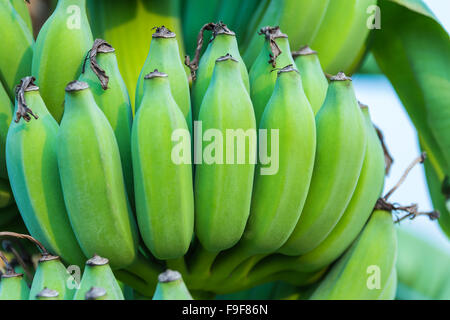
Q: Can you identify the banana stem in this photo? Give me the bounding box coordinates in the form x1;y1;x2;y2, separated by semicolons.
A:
114;269;155;297
184;244;219;289
208;243;254;282
166;256;188;276
123;252;163;288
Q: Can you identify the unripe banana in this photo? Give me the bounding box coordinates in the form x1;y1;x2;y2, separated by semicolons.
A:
73;255;124;300
0;0;34;100
57;81;138;269
281;72;367;256
36;288;60;300
0;179;13;209
79;39;134;207
194;54;256;252
231;0;260;42
10;0;32;33
135;26;191;132
248;26;296;125
285;105;385;272
190;23;249;121
310;210;397;300
84;287;108;300
215;0;241;29
0;82;13;180
379;268;397;300
132;70;194;260
6;77;85;265
0;272;29;300
32;0;93;122
29;254;75;300
152;270;193;300
242;65;316;253
292;46;328;115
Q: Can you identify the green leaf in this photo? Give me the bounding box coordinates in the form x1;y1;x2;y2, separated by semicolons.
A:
372;0;450;236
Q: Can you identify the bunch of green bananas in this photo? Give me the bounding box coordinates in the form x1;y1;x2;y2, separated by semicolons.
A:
0;0;411;301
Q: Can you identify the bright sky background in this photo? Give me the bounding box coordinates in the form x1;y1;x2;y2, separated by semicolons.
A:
353;0;449;251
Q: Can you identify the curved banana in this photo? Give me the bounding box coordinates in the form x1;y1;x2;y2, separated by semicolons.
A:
310;209;397;300
280;72;367;256
194;54;256;252
310;0;376;74
132;70;194;260
135;26;191;132
73;255;124;300
87;0;185;108
243;65;316;253
57;81;138;269
0;0;33;100
79;39;134;207
152;270;193;300
292;46;328;115
243;0;330;67
0;81;13;179
6;77;85;265
0;179;14;209
0;271;29;300
32;0;93;122
29;254;75;300
249;26;296;125
10;0;32;33
190;23;249;121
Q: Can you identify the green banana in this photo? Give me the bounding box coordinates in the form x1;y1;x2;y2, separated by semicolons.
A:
242;0;330;67
0;81;13;179
29;254;75;300
135;26;191;132
0;205;19;228
0;0;34;100
182;0;219;57
281;104;386;272
194;54;256;252
231;0;260;43
248;26;296;125
281;72;367;256
292;46;328;115
215;0;241;29
242;65;316;253
310;0;376;74
57;81;138;269
87;0;185;109
132;70;194;260
6;77;85;265
79;39;134;207
35;288;60;300
32;0;93;122
10;0;32;33
189;23;249;121
310;210;397;300
73;255;124;300
0;179;13;209
84;287;107;300
0;272;29;300
378;268;397;300
152;270;193;300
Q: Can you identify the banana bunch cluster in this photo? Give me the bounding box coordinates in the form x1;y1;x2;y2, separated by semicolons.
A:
0;0;396;299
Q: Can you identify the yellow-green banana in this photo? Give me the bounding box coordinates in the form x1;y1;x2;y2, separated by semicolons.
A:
87;0;185;108
79;39;134;207
190;23;249;121
10;0;32;33
242;0;330;67
248;26;296;125
57;81;138;269
135;26;191;132
243;65;316;253
292;46;328;115
6;77;85;265
32;0;93;122
152;270;193;300
194;54;256;252
310;0;376;74
277;104;386;273
0;179;14;209
310;210;397;300
29;254;75;300
0;265;29;300
73;255;124;300
132;70;194;260
281;72;367;256
0;81;13;179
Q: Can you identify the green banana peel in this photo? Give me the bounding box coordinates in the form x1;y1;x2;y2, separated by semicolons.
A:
372;0;450;237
